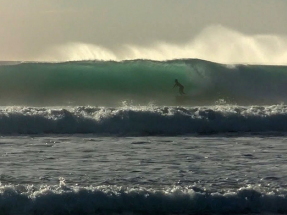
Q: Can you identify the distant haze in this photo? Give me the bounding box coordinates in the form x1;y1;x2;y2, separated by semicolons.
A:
0;0;287;64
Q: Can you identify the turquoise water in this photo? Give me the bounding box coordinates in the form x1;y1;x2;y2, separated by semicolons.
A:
0;59;286;106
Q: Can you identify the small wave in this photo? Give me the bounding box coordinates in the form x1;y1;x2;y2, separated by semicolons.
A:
1;105;287;135
0;182;287;215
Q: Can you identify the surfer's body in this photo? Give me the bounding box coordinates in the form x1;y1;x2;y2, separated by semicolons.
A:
173;79;185;95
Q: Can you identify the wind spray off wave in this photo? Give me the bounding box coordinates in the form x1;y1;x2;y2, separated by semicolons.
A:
39;26;287;65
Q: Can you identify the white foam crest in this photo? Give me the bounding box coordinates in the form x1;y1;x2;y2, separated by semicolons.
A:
38;26;287;65
1;105;287;135
0;183;287;215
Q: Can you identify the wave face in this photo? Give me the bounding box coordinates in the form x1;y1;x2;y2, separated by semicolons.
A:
1;105;287;135
0;59;286;106
0;184;287;215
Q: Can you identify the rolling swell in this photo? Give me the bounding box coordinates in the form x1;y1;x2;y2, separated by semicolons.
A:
0;59;286;106
1;105;287;135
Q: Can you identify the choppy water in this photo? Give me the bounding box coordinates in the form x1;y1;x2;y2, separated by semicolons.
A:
1;135;287;214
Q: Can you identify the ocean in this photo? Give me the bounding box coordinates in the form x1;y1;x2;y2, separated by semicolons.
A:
0;59;287;215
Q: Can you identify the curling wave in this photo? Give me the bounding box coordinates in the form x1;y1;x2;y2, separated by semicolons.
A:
0;59;286;106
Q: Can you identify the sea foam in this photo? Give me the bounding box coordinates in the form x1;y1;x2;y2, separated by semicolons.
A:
0;182;287;215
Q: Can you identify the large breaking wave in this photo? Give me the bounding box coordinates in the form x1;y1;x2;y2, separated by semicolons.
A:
0;59;286;106
1;105;287;135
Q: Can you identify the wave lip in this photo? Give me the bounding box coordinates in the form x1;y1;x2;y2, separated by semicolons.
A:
1;105;287;135
0;184;287;215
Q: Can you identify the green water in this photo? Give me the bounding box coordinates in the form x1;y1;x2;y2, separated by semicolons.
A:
0;59;286;106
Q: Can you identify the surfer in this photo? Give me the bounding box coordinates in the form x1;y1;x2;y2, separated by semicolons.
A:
173;79;185;95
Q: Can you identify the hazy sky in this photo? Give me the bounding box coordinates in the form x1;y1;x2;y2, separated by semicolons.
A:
1;0;287;63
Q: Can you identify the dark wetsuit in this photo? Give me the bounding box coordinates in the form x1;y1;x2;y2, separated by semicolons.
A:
174;80;185;95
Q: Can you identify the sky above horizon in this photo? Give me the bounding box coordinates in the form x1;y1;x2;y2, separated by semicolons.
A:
0;0;287;64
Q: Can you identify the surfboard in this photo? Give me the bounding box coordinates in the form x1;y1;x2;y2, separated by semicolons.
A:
175;95;191;103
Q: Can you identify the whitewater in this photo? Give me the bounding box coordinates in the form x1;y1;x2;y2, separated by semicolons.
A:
0;58;287;215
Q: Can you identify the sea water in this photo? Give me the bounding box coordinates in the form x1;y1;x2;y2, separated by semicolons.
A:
0;60;287;215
